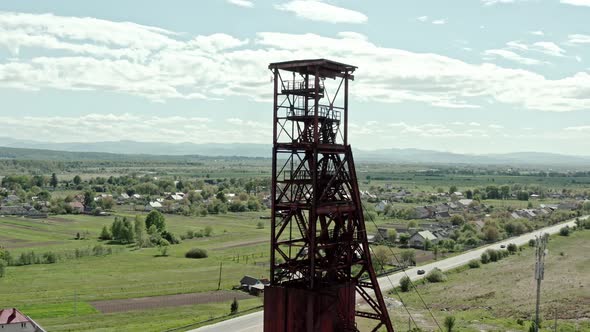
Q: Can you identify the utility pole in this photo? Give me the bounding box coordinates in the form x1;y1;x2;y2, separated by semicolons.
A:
217;262;223;291
534;234;548;332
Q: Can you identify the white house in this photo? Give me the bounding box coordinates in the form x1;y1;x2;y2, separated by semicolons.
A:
0;308;45;332
408;230;438;248
145;201;163;211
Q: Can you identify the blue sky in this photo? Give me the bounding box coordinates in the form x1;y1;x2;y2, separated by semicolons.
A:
0;0;589;155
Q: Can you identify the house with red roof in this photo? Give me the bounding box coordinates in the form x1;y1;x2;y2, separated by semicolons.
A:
0;308;45;332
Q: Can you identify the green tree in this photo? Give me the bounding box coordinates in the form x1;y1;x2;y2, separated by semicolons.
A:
400;249;416;266
399;276;411;292
0;259;6;278
444;316;456;332
204;225;213;237
83;191;94;208
450;215;465;226
134;215;147;248
145;210;166;232
73;175;81;185
500;185;510;199
99;225;112;240
230;297;239;315
50;173;58;188
121;218;135;244
157;239;170;256
449;185;458;194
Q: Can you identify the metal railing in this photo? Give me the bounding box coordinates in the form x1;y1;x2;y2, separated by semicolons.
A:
282;80;324;91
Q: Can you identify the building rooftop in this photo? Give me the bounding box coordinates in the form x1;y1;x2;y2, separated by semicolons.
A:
0;308;29;325
268;58;356;79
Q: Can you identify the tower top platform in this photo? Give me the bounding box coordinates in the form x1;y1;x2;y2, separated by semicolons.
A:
268;59;356;80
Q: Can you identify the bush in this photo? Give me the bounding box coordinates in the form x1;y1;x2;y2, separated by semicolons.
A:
425;268;446;283
528;239;536;247
185;248;208;259
468;259;480;268
507;243;517;254
256;221;264;229
204;226;213;237
161;231;180;244
399;276;411;292
480;251;490;264
230;297;239;315
42;252;58;264
0;259;6;278
487;249;499;262
559;226;570;236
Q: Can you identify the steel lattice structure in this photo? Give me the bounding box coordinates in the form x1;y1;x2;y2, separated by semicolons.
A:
264;59;394;332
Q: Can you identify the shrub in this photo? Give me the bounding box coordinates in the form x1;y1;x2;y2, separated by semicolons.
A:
487;249;499;262
400;276;411;292
161;231;180;244
507;243;517;254
425;268;446;283
42;252;58;264
256;221;265;229
99;225;112;240
559;226;570;237
157;239;170;256
204;226;213;237
480;251;490;264
468;259;480;268
230;297;239;315
444;315;456;332
0;259;6;278
528;239;536;247
185;248;208;259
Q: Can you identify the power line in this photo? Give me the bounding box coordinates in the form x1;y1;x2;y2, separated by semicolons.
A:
369;246;419;331
534;233;548;332
363;203;443;332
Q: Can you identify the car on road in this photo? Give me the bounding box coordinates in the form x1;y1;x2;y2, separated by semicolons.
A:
500;244;506;249
417;269;425;275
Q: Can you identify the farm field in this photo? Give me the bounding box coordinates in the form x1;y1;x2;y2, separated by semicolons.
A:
0;211;272;331
367;229;590;331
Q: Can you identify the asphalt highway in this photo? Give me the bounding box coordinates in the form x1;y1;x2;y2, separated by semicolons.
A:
192;216;586;332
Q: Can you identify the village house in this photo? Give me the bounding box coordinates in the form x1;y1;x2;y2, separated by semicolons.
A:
145;201;163;211
240;276;267;295
0;308;46;332
68;201;85;214
408;230;438;248
2;195;20;205
375;200;389;213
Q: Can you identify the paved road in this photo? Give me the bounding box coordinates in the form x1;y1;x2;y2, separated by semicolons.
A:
192;216;586;332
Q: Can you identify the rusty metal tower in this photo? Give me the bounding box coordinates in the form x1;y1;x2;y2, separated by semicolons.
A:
264;59;394;332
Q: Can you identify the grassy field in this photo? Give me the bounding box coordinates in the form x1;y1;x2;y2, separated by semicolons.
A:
364;229;590;331
0;210;271;331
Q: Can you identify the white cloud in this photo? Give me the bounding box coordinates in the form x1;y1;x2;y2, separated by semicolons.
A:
227;0;254;8
0;12;590;112
481;0;516;5
532;42;565;57
274;1;367;24
568;34;590;45
564;125;590;131
483;49;544;65
489;124;504;129
416;16;446;24
469;122;481;126
560;0;590;6
0;113;276;144
529;30;544;36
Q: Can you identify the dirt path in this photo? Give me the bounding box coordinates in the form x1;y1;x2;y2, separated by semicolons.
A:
91;291;255;313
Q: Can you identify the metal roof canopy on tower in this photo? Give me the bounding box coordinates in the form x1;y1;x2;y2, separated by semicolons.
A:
268;58;356;80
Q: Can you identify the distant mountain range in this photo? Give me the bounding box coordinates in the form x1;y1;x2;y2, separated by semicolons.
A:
0;137;589;166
